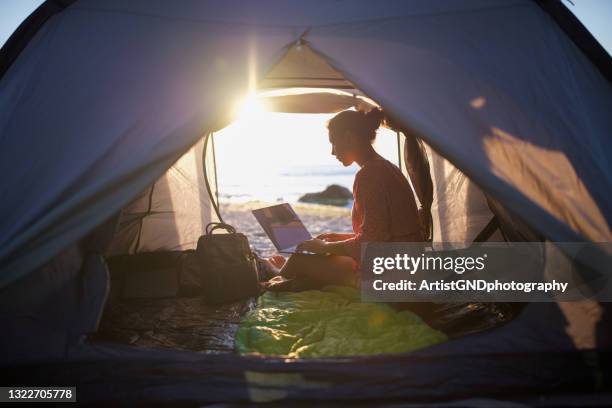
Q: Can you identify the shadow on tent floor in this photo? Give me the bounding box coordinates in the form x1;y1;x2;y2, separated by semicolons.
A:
95;296;256;353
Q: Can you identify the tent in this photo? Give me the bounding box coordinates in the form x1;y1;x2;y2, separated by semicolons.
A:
0;0;611;404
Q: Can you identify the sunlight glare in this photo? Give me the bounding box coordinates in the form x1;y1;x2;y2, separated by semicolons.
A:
214;111;401;203
236;93;267;122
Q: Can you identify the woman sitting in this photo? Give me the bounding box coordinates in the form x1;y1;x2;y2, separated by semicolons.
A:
264;108;423;291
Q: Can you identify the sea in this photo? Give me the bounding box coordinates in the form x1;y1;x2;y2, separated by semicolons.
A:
217;164;358;207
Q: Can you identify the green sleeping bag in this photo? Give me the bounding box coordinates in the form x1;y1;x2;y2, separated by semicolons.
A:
235;286;447;358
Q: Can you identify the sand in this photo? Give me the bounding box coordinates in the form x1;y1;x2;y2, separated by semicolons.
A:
220;201;353;258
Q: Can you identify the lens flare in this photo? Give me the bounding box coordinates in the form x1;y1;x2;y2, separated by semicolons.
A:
236;93;266;122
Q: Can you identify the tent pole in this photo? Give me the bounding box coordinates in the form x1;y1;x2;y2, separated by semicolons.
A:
202;132;224;223
134;184;155;253
396;131;402;171
211;132;220;207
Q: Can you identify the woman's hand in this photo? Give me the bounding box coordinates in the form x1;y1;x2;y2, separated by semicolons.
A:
296;238;328;254
316;232;354;242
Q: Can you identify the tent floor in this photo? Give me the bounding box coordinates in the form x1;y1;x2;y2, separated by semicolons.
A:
95;292;522;353
95;295;256;353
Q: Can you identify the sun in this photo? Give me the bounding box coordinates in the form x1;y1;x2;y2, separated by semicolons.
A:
236;93;266;122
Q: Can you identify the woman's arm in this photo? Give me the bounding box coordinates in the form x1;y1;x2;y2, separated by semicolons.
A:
300;168;390;257
296;237;353;256
316;232;355;242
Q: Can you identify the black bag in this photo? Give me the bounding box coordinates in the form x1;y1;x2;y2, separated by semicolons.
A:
196;222;260;304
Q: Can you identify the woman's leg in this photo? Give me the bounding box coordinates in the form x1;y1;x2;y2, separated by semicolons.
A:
266;253;357;291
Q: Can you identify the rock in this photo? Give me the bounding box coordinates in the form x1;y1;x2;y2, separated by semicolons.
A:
298;184;352;207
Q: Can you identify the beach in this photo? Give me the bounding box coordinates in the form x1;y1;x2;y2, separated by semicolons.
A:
220;201;353;258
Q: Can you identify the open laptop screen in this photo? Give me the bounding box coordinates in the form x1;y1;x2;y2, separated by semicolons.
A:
252;203;312;252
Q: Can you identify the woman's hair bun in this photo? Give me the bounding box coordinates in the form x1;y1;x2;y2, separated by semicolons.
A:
362;107;385;133
328;106;386;143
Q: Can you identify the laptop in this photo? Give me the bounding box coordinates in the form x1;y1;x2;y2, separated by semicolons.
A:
251;203;315;254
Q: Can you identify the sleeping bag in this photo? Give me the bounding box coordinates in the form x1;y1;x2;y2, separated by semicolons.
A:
235;286;447;358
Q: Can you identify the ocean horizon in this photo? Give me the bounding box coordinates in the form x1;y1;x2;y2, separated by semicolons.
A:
218;164;358;207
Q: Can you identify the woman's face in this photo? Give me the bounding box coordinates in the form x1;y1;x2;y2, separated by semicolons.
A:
329;130;355;166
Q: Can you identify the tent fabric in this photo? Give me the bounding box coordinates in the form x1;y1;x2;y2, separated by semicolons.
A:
8;303;609;403
260;88;375;114
536;0;612;83
260;44;354;90
0;0;76;79
403;132;435;241
426;142;502;246
305;4;611;244
0;0;610;296
0;243;83;364
486;194;544;242
0;2;294;286
107;138;215;255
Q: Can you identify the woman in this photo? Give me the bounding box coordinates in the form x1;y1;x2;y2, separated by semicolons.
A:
264;108;423;291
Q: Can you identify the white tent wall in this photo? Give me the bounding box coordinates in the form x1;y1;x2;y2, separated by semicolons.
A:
0;0;610;290
107;137;216;255
397;134;500;245
425;143;503;246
